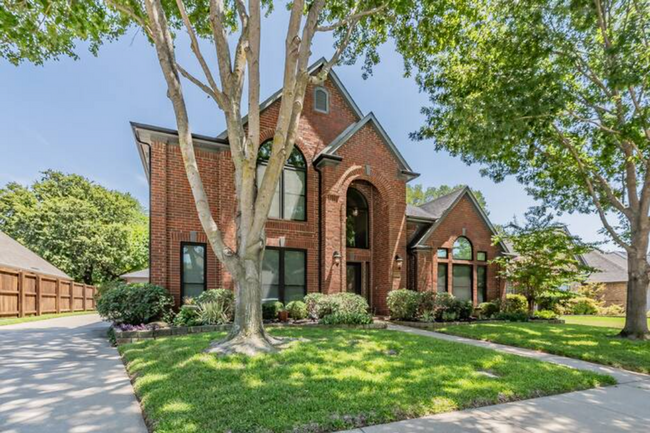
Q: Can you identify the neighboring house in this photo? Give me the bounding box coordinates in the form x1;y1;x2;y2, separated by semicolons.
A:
120;268;149;284
581;250;650;310
0;230;70;280
131;59;507;314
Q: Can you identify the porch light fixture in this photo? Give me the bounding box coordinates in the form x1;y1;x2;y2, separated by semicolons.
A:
395;255;403;270
333;251;342;266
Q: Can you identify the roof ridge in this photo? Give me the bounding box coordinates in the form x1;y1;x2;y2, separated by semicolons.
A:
417;185;468;209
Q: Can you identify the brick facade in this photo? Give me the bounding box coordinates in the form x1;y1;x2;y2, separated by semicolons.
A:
138;66;499;314
406;195;506;303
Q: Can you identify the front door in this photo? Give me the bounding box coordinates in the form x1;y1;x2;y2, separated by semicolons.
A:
346;262;362;295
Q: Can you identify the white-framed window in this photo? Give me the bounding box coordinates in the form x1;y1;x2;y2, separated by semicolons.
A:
314;86;329;113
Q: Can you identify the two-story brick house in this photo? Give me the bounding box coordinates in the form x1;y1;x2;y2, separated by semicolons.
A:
131;59;507;314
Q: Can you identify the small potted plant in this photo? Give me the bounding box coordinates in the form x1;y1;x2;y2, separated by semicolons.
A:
278;307;289;322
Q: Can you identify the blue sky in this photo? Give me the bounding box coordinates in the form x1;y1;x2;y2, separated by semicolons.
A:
0;12;611;248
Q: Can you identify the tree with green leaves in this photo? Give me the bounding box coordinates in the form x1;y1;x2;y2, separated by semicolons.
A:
1;1;126;65
98;0;419;355
407;184;488;211
0;171;148;285
492;208;595;315
396;0;650;338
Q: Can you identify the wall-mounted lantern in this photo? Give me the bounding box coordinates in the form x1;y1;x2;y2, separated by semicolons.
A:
333;251;342;266
395;255;403;270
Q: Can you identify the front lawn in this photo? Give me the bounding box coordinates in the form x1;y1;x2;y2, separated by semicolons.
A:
0;311;96;326
439;322;650;374
562;315;650;329
120;327;613;433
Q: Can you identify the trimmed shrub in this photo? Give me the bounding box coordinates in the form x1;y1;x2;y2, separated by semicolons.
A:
418;291;438;316
285;301;308;320
173;304;202;327
537;290;577;314
568;297;599;315
441;310;458;321
420;310;436;323
262;301;284;321
433;293;457;321
454;299;474;320
330;292;370;316
320;312;373;325
196;289;234;324
502;294;528;314
96;282;173;325
598;304;625;316
304;293;326;320
494;311;529;322
533;309;559;320
478;301;500;319
387;289;421;321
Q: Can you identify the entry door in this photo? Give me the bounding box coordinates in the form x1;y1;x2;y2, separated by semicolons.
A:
346;263;362;295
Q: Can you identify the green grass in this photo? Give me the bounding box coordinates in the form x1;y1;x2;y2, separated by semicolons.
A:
119;327;613;433
562;315;650;329
0;311;96;326
439;322;650;374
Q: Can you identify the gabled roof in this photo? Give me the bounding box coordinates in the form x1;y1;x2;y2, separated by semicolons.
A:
216;57;363;140
582;250;628;283
120;268;150;280
407;187;508;252
0;230;71;279
313;113;417;177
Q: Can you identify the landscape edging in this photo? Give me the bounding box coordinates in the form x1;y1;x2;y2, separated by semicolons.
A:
391;318;565;329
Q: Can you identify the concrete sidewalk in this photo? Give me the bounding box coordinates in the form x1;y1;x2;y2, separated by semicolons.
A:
340;324;650;433
0;314;147;433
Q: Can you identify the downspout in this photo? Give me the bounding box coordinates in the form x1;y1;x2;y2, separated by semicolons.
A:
315;164;323;293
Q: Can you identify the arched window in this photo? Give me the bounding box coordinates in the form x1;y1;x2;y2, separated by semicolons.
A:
452;236;473;260
314;87;329;113
346;188;369;248
257;141;306;220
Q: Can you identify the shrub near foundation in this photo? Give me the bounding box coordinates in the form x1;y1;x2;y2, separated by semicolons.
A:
96;283;173;325
387;289;421;320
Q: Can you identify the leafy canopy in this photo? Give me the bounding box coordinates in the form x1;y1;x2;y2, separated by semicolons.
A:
407;183;488;211
0;171;148;284
492;208;595;308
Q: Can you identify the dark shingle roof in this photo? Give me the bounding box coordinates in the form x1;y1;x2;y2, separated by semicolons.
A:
418;188;466;219
405;204;436;220
0;230;71;279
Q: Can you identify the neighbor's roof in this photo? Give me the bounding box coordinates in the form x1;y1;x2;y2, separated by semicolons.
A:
582;250;629;283
120;268;149;280
0;230;71;279
406;187;508;252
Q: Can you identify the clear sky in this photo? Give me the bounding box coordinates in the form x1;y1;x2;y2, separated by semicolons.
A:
0;12;611;248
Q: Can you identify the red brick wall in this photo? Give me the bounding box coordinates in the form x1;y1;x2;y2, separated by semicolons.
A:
149;74;406;313
407;195;506;305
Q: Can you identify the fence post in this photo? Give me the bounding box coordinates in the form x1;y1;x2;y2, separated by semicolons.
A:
82;284;87;311
18;271;25;318
55;278;61;314
36;275;42;316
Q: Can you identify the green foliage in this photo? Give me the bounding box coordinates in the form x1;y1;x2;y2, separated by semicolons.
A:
174;305;203;327
96;283;173;325
0;171;148;284
305;293;373;324
537;290;577;314
478;301;500;319
285;301;308;320
319;312;373;325
303;293;326;320
387;289;421;320
568;297;600;315
262;301;284;321
492;209;594;311
407;184;489;212
533;310;559;320
1;0;127;65
502;294;528;315
598;304;625;316
494;311;530;322
195;289;234;324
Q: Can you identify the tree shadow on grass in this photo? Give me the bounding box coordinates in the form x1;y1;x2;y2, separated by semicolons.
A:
119;327;612;433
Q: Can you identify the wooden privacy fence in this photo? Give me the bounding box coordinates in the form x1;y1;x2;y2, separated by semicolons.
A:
0;267;96;318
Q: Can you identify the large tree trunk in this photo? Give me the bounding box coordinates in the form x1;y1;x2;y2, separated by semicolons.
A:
206;250;281;355
620;230;650;339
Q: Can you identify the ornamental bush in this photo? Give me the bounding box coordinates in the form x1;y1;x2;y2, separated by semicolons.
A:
306;292;373;324
478;301;500;319
598;304;625;316
502;294;528;314
533;309;559;320
196;289;234;324
285;301;308;320
494;311;529;322
303;293;326;319
96;282;173;325
262;301;284;321
537;290;576;314
567;296;599;315
387;289;421;321
173;304;203;327
319;312;373;325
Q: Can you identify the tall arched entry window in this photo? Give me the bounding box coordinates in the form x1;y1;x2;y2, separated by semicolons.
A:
346;188;369;249
451;237;473;301
256;141;306;220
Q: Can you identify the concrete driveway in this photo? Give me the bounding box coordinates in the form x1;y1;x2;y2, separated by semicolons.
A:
0;314;147;433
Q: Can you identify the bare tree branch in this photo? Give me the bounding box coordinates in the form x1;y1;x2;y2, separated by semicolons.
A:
316;4;388;32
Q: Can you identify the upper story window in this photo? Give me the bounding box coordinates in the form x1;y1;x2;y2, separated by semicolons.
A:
346;188;369;248
314;87;329;113
257;141;306;221
452;236;473;260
